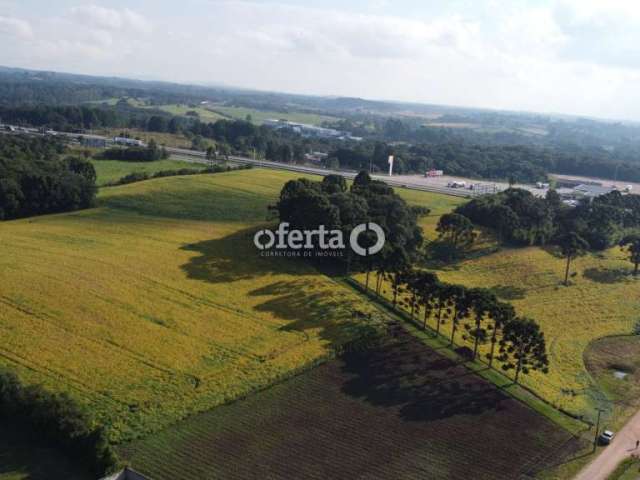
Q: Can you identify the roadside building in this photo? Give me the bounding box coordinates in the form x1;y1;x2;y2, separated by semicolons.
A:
555;178;601;189
113;137;145;147
573;184;615;199
557;183;615;204
305;151;329;163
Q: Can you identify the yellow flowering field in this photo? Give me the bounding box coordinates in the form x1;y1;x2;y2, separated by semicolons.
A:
0;169;386;442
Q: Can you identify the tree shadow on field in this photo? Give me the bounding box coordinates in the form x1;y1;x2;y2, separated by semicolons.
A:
0;424;91;480
340;325;507;423
248;280;380;345
181;226;318;283
488;284;527;300
583;267;632;284
181;227;380;346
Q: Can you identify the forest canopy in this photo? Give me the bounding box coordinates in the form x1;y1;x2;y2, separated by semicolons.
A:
0;135;97;220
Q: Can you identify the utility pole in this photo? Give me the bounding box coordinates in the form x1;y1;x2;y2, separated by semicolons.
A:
593;408;606;452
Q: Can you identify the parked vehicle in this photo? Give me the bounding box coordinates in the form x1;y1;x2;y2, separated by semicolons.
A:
599;430;614;445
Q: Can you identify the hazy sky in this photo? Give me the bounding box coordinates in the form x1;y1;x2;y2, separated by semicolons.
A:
1;0;640;120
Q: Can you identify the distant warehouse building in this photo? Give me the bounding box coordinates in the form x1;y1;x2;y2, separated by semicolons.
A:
573;184;616;199
113;136;145;147
558;183;617;206
264;119;342;138
263;119;362;140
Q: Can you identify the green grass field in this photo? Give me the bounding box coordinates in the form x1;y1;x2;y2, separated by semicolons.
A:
151;104;227;122
585;336;640;429
205;105;338;126
608;457;640;480
91;159;204;186
85;97;121;106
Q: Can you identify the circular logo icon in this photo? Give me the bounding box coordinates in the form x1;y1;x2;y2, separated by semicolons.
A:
254;229;276;250
350;222;385;256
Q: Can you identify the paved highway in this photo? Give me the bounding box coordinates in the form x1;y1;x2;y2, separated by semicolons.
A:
164;146;477;198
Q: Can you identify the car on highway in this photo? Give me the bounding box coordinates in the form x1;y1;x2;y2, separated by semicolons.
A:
599;430;615;445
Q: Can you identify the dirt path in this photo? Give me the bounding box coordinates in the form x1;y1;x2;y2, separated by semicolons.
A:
575;408;640;480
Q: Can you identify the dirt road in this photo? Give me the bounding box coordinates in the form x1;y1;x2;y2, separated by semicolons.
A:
575;408;640;480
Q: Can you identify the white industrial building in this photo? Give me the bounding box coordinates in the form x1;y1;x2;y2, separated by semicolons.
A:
263;119;361;140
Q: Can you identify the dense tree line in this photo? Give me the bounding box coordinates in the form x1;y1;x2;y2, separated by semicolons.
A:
100;139;169;162
188;118;317;163
1;105;125;130
326;142;551;182
326;141;640;184
386;268;549;383
273;171;425;271
0;371;119;475
0;136;97;220
0;103;317;163
0;104;181;133
456;187;640;252
457;189;557;246
0;79;136;107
